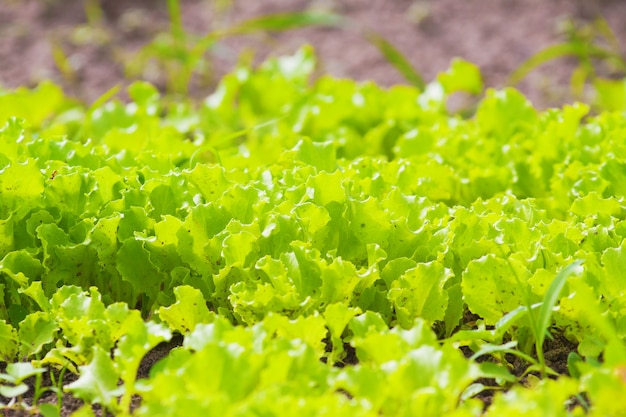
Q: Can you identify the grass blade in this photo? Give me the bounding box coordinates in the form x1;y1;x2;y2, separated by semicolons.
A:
167;0;185;44
50;38;76;83
535;259;584;348
223;12;344;35
593;16;620;51
469;341;518;361
493;303;541;341
364;31;425;90
534;259;584;376
509;43;579;85
510;40;625;86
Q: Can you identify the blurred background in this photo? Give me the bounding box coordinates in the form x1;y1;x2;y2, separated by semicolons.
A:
1;0;625;109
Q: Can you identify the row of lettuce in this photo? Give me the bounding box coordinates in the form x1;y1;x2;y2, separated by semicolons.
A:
1;48;626;415
3;284;624;416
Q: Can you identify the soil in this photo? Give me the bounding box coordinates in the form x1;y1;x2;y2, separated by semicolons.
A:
460;331;580;412
2;0;626;109
0;336;184;416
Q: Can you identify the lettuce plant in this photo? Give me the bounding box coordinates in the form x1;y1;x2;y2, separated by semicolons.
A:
1;48;626;416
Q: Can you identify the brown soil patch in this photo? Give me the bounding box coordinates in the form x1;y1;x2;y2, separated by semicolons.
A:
2;0;626;108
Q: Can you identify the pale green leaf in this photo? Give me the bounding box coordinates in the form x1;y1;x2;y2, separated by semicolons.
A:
19;311;58;358
159;285;215;334
388;261;451;327
66;346;123;407
462;255;528;325
438;58;483;95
